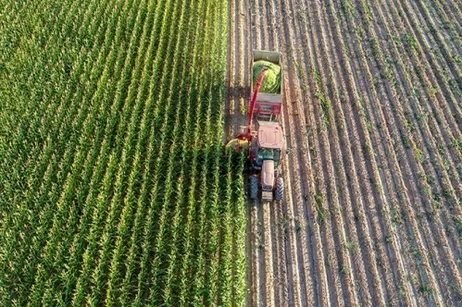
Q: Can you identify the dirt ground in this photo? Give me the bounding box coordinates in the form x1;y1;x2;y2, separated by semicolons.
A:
226;0;462;306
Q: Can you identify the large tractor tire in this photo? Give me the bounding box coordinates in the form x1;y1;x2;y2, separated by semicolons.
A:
250;175;259;199
275;177;284;201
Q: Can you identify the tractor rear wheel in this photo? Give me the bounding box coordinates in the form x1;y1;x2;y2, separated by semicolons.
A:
275;177;284;201
250;175;258;199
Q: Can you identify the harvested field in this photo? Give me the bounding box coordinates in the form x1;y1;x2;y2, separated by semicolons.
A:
226;0;462;306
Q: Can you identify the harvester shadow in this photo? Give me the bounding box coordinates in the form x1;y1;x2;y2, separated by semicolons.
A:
224;84;251;133
133;75;248;301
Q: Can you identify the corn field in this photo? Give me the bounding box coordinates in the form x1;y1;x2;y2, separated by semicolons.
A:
0;0;247;305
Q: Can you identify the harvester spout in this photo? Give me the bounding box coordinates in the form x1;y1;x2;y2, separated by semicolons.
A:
242;68;267;141
247;68;268;136
227;68;267;151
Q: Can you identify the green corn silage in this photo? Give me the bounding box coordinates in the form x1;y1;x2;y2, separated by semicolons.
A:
252;60;281;94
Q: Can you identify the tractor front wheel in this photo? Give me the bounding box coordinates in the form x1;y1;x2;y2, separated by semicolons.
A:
250;175;259;199
275;177;284;201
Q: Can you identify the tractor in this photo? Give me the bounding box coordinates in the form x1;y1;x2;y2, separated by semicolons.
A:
228;50;285;202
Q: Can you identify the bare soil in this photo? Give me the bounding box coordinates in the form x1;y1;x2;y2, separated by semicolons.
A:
226;0;462;306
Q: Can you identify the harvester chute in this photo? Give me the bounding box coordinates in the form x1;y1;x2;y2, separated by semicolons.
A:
227;50;285;202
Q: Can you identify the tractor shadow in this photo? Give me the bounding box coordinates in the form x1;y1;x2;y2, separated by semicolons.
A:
224;84;251;142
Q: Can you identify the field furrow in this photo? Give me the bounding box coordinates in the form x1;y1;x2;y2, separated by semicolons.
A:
227;0;462;306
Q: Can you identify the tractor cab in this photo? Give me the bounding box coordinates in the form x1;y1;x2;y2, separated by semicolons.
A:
251;121;284;169
254;148;281;167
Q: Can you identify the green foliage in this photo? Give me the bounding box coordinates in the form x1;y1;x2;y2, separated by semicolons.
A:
0;0;246;305
314;194;327;225
455;217;462;238
346;238;357;252
419;284;433;295
315;90;332;126
252;60;282;94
